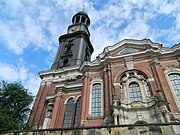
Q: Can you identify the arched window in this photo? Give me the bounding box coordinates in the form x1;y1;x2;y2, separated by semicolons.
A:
75;16;80;23
91;83;101;117
81;16;86;23
129;82;142;102
74;97;81;127
120;70;151;102
169;73;180;103
63;98;74;128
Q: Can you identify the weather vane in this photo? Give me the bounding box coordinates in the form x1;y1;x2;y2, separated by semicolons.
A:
83;3;85;11
82;0;88;11
82;0;85;11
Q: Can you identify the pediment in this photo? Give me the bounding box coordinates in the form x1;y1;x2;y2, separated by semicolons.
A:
112;47;140;57
98;39;162;58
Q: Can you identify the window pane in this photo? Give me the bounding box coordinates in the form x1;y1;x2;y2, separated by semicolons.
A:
129;82;142;102
91;83;101;117
169;74;180;103
63;98;74;128
74;98;81;127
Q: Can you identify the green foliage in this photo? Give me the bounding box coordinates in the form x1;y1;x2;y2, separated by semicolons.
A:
0;81;34;133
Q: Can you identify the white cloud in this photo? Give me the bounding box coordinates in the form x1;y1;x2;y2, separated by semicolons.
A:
0;0;180;96
0;62;19;81
0;61;40;95
0;0;61;55
1;0;179;56
56;0;84;11
175;14;180;30
119;19;150;40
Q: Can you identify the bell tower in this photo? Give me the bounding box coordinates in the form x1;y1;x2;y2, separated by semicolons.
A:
51;11;94;69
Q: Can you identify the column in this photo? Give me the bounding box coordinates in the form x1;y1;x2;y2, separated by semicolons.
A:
49;93;62;128
103;67;109;117
80;72;89;126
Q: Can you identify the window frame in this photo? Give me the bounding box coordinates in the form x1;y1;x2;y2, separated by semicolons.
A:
63;96;81;128
129;82;142;102
74;97;81;127
120;70;151;103
63;98;74;128
164;67;180;111
89;78;104;118
168;73;180;104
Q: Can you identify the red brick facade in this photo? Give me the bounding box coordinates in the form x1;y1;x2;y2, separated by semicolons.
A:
28;12;180;129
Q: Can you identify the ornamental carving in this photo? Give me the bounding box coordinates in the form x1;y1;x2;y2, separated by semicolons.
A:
163;65;180;74
151;57;160;65
131;102;145;108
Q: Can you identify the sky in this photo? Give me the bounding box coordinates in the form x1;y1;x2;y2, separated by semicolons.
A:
0;0;180;96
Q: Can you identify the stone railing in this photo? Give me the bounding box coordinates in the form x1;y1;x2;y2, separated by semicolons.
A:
2;123;180;135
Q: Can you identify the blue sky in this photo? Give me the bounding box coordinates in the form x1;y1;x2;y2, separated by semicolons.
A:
0;0;180;96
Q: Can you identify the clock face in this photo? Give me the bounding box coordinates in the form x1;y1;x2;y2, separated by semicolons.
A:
69;26;79;33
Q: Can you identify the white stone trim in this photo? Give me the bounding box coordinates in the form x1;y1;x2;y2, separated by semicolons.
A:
55;83;82;89
74;95;81;103
89;77;104;117
160;60;177;64
98;39;160;59
120;70;152;103
66;92;81;95
147;78;155;82
64;96;76;104
164;66;180;111
46;92;63;100
113;83;120;87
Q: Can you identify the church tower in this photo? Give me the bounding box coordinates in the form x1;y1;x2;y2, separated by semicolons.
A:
51;11;94;69
28;11;95;129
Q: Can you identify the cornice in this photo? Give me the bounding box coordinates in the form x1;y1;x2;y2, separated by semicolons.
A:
39;65;81;77
98;39;161;59
81;40;179;70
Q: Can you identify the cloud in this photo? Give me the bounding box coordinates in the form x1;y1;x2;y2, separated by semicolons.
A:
0;61;40;95
0;62;19;81
119;19;150;40
0;0;180;95
1;0;179;56
0;0;60;55
175;14;180;30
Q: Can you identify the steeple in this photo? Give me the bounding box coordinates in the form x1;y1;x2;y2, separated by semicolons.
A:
51;11;94;69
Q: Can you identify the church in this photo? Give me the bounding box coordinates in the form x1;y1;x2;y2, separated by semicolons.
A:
28;11;180;133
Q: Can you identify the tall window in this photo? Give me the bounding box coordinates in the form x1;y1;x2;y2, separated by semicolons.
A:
74;97;81;127
63;98;74;128
63;97;81;128
91;83;101;117
129;82;142;102
169;73;180;103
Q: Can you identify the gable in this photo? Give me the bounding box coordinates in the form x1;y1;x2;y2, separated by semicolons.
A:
98;39;161;58
111;47;141;57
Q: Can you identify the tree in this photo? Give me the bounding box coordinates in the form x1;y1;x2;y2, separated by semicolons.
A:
0;81;34;133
